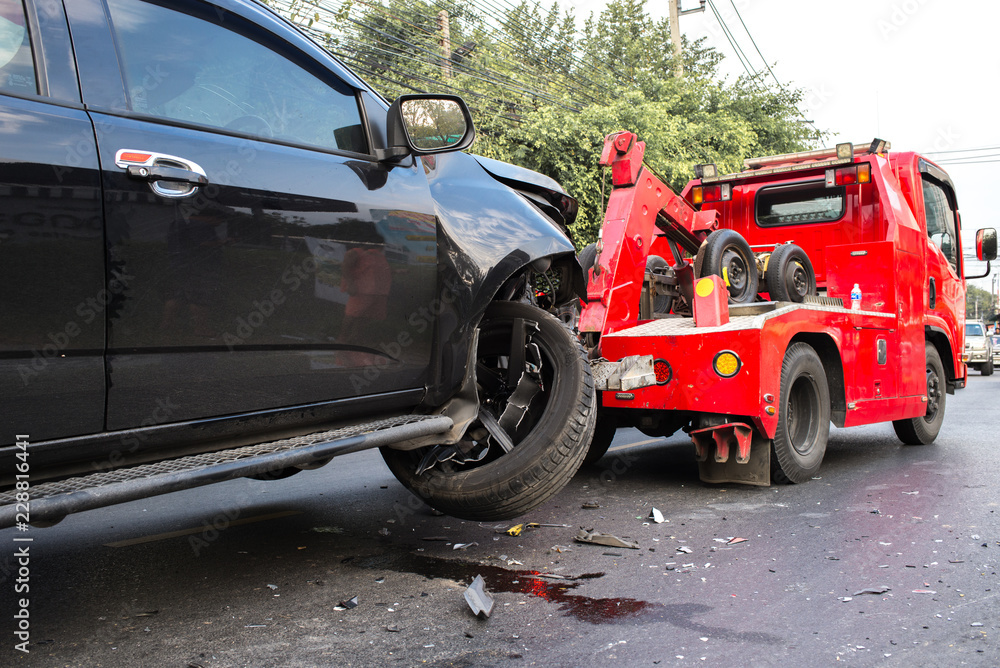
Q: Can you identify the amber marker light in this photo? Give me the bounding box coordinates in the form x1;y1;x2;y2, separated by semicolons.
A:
713;351;742;378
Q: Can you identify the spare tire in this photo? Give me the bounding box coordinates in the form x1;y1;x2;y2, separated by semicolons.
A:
697;229;759;304
765;244;816;303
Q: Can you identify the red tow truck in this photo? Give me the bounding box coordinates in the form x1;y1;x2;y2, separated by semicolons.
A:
580;132;997;485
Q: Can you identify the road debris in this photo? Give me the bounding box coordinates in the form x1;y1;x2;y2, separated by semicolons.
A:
505;524;524;536
386;625;400;632
335;596;359;611
574;529;639;549
648;508;665;523
310;526;345;534
453;542;478;550
852;586;890;596
582;501;601;509
727;537;747;545
911;589;937;594
838;597;853;602
676;546;693;554
266;584;277;590
464;575;495;619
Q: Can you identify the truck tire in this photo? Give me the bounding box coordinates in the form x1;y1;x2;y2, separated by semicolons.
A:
771;343;830;484
983;357;994;376
892;343;946;445
765;244;816;303
381;301;596;520
583;411;617;465
698;229;759;304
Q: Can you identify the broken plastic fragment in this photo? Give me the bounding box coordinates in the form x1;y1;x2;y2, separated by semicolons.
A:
676;546;693;554
838;597;853;602
463;575;494;619
386;625;400;632
648;508;665;524
911;589;937;594
266;584;277;590
505;524;524;537
574;529;639;549
727;537;747;545
852;586;890;596
337;596;359;610
453;542;478;550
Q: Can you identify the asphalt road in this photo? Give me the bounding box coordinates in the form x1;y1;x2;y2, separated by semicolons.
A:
3;374;999;667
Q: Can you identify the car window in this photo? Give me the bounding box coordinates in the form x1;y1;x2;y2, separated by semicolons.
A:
0;0;37;94
922;176;959;273
966;322;984;337
756;181;845;227
105;0;367;154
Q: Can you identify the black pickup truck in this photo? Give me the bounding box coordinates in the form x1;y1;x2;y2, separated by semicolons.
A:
0;0;595;527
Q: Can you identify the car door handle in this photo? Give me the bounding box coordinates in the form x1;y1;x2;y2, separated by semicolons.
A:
126;163;208;186
115;149;209;198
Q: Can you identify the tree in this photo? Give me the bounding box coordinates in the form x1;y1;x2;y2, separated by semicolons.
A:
966;285;997;323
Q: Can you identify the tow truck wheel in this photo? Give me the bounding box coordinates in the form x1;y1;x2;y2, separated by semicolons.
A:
381;300;596;520
583;411;618;465
765;244;816;302
771;343;830;484
698;229;759;304
892;343;946;445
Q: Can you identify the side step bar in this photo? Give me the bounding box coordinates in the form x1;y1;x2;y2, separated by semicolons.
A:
0;414;452;528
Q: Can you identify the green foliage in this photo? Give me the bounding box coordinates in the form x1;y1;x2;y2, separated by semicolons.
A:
268;0;824;248
966;285;997;323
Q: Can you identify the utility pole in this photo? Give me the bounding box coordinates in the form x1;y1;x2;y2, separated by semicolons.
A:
668;0;707;77
438;10;452;79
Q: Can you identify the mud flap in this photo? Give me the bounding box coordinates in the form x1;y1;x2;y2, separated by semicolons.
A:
692;424;771;486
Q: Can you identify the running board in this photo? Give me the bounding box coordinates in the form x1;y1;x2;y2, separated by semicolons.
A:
0;415;452;528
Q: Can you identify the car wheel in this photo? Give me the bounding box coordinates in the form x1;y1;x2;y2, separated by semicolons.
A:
381;300;596;520
984;357;994;376
698;229;759;304
892;343;946;445
771;343;830;484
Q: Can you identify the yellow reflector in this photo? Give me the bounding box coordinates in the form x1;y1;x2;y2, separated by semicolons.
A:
696;277;715;298
692;187;704;204
714;351;741;377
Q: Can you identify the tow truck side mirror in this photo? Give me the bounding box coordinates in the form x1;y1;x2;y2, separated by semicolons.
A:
977;228;997;262
967;228;997;279
378;94;476;162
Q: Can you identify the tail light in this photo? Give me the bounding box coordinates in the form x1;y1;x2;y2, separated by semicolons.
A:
691;183;732;205
826;163;871;186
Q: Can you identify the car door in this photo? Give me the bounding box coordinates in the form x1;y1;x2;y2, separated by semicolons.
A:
67;0;439;430
0;0;106;443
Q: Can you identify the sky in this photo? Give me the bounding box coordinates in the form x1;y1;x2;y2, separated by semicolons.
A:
559;0;1000;294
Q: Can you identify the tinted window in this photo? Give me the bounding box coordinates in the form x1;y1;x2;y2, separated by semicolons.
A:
966;322;984;337
106;0;367;153
0;0;36;94
922;176;958;273
756;181;845;227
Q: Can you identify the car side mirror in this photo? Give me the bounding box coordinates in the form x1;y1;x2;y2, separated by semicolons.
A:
967;228;997;279
378;94;475;162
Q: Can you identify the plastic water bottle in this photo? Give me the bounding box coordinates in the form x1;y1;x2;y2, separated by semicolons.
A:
850;283;862;311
